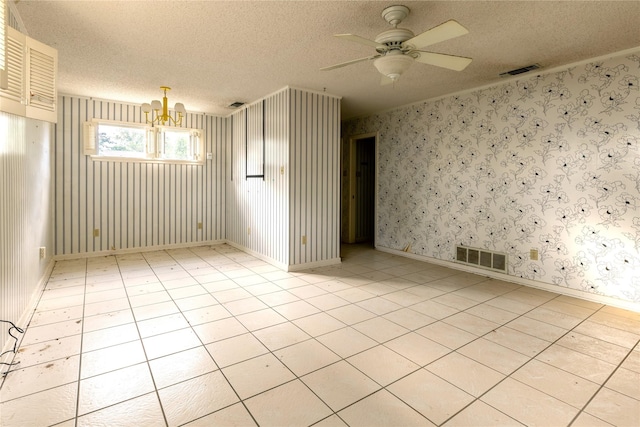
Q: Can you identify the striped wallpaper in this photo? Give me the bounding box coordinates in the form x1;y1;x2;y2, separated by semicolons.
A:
226;87;342;269
288;88;341;268
0;112;53;359
2;86;341;355
56;87;340;271
226;89;291;267
54;96;227;255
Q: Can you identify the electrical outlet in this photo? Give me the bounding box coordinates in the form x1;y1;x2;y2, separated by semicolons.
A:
302;235;307;245
39;247;46;259
248;227;251;235
530;249;539;260
93;228;100;237
280;166;285;175
197;222;203;230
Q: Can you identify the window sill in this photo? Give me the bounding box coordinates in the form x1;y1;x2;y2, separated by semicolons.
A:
88;155;205;166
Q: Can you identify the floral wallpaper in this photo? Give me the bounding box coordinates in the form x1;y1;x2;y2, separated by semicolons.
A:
343;51;640;304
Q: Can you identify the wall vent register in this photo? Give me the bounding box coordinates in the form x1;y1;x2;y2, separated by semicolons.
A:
499;63;540;77
456;245;507;272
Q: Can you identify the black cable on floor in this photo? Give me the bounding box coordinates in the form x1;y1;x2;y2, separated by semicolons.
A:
0;320;24;377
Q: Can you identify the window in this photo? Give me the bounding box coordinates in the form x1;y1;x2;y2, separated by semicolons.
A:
157;127;202;162
97;122;147;158
83;119;203;164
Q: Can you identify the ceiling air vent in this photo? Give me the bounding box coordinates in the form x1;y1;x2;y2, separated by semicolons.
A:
228;101;245;108
499;64;541;77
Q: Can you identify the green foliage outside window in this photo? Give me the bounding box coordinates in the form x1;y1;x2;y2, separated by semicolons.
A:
98;124;145;157
87;120;201;163
161;130;189;160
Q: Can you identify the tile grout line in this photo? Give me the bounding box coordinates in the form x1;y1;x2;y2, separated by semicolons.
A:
210;249;378;426
177;259;515;424
0;267;71;388
180;246;416;425
181;249;636;426
0;271;84;405
566;304;640;427
435;293;630;426
216;261;496;425
97;253;640;426
116;252;171;427
162;246;262;427
364;282;545;426
429;308;560;424
72;257;88;427
8;245;638;427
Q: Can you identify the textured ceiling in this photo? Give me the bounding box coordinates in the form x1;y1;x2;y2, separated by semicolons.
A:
13;0;640;119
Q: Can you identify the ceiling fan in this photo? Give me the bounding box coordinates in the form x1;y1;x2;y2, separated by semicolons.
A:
321;5;472;84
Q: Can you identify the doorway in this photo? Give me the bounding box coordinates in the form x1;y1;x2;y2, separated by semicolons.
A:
344;133;376;246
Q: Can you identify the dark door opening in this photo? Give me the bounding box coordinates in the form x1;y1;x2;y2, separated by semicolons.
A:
354;137;375;244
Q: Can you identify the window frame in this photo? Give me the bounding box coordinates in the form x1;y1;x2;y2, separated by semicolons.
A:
83;119;204;165
156;125;204;163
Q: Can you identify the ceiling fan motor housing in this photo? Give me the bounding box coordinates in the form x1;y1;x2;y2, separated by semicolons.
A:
375;28;415;52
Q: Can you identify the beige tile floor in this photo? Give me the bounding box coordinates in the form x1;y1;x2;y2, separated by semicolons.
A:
1;243;639;426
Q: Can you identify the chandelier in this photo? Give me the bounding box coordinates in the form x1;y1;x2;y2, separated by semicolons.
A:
141;86;186;126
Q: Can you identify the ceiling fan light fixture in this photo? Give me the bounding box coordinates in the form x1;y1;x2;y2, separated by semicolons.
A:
321;4;472;79
373;52;414;81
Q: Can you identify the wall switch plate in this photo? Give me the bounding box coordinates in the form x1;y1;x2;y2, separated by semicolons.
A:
197;222;203;229
206;152;213;160
93;229;100;237
302;235;307;245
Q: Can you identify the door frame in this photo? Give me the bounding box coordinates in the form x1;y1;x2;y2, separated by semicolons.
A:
347;132;378;245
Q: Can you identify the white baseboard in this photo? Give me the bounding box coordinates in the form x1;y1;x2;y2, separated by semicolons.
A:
223;241;341;272
54;238;342;274
53;240;226;261
224;241;289;271
376;245;640;314
287;257;342;272
37;241;640;313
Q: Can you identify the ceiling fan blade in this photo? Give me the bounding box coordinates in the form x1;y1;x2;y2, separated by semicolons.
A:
321;55;381;71
335;34;387;50
402;20;469;50
413;51;472;71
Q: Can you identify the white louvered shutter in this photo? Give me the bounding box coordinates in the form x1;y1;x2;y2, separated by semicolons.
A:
83;121;97;155
0;26;25;116
25;35;56;122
